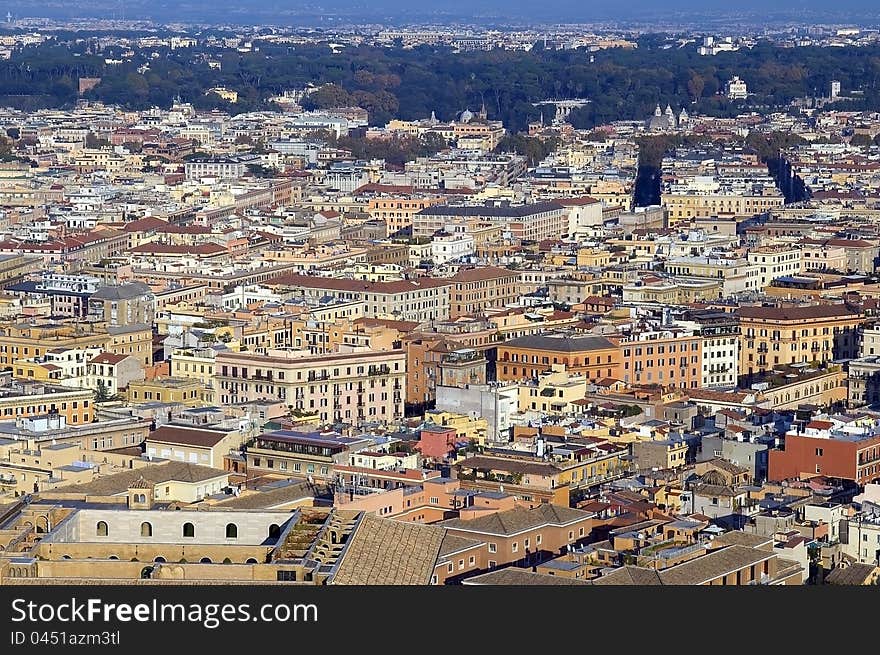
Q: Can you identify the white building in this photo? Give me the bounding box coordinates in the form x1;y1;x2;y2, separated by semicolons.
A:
746;247;803;290
725;76;748;100
430;231;475;265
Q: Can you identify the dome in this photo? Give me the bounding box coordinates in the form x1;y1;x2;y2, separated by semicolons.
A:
459;108;474;123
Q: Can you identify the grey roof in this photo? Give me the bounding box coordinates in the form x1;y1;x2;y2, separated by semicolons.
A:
825;563;877;585
463;568;592;585
503;332;617;353
438;533;484;558
658;545;774;585
91;282;153;300
440;504;593;536
105;323;151;335
419;201;562;218
50;461;229;496
213;480;328;509
592;565;663;585
711;531;773;549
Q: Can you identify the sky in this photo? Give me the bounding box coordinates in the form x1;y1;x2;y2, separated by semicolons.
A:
4;0;880;25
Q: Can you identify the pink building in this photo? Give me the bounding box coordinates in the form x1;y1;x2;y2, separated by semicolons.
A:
418;426;459;460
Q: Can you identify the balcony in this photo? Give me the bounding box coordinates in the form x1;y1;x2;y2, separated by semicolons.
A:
367;365;391;376
0;475;17;487
307;372;330;382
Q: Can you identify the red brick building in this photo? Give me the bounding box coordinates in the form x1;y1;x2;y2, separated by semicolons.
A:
768;424;880;484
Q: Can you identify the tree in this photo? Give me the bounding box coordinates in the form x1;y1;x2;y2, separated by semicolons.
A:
85;132;110;149
95;381;112;403
687;72;705;103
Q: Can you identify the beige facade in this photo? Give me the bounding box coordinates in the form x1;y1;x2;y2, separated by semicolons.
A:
215;348;406;424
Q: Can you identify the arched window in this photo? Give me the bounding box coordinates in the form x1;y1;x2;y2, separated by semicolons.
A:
154;556;166;563
182;522;195;538
141;522;153;537
222;558;232;564
225;523;238;539
245;558;258;564
268;524;281;539
135;494;146;504
96;521;108;537
200;557;212;564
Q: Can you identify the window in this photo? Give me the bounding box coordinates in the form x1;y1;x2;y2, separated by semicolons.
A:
536;534;542;545
447;563;453;573
568;531;574;540
524;538;530;548
96;521;108;537
140;522;152;537
816;448;824;456
226;523;238;539
488;543;497;553
183;522;195;538
468;555;475;566
512;542;518;553
429;497;439;505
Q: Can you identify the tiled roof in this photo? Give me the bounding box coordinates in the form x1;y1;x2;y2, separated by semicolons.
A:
711;531;773;549
146;425;233;448
213;480;328;509
437;534;483;558
738;303;861;322
825;563;877;585
592;565;663;585
463;568;592;585
52;461;228;496
501;332;617;353
658;545;773;585
332;515;446;585
440;504;593;537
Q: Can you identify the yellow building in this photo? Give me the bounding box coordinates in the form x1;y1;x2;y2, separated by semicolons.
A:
739;303;863;375
0;322;152;368
518;365;588;416
126;377;207;406
0;384;93;424
170;346;220;403
663;192;784;225
423;410;489;446
577;248;614;269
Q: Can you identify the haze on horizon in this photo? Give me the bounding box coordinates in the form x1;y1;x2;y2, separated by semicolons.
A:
3;0;880;25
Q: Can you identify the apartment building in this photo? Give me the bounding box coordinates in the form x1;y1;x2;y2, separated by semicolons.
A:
0;322;153;368
769;420;880;485
267;273;452;323
215;348;406;424
738;303;864;375
414;201;568;241
449;266;520;318
145;425;243;468
497;333;620;382
440;504;595;569
617;328;703;389
747;246;803;289
0;382;94;424
679;310;741;389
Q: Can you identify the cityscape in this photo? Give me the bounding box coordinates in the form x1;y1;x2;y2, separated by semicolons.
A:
2;4;880;589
